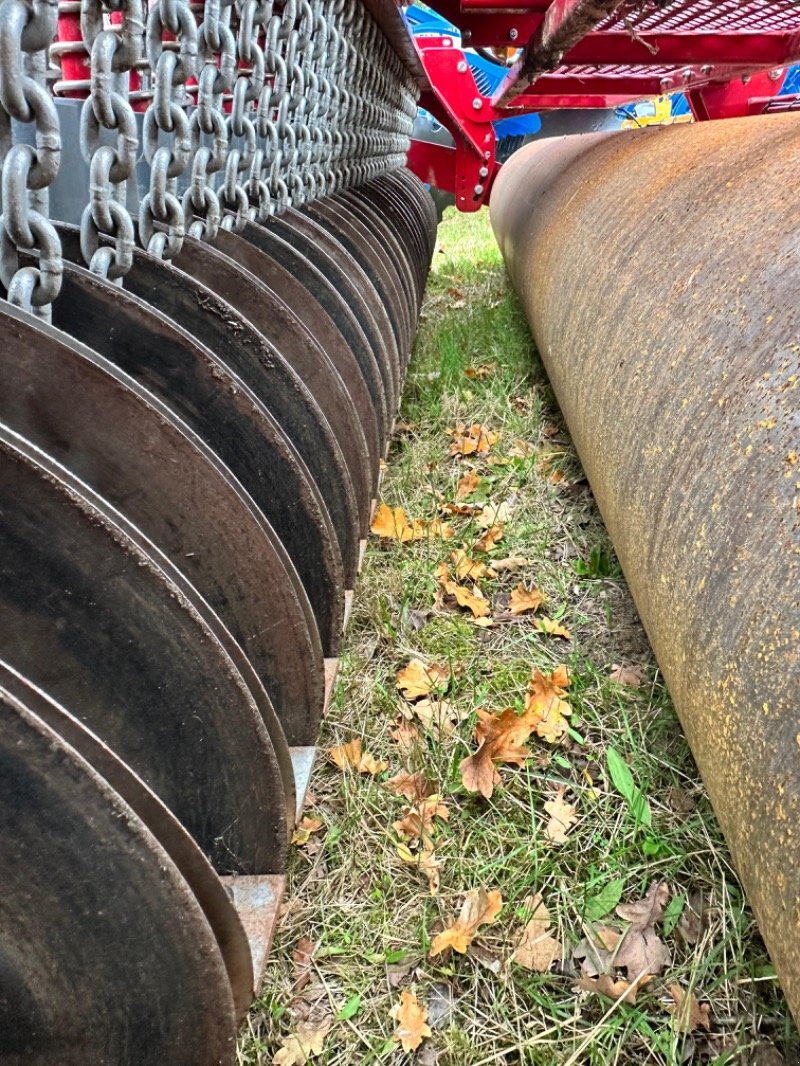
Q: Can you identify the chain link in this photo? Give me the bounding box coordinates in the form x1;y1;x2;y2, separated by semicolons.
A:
0;0;62;318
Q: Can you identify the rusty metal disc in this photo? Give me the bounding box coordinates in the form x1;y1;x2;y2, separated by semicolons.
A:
0;424;286;874
239;218;389;451
0;301;324;748
336;188;423;334
51;244;345;657
210;226;375;524
265;211;401;418
174;237;362;588
0;687;237;1065
0;660;254;1021
304;199;412;360
0;429;296;825
350;174;429;296
55;225;347;650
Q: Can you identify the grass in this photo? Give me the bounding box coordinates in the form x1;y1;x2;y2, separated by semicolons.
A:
238;206;796;1065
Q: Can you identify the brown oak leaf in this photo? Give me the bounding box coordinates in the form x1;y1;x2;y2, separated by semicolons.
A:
291;816;324;846
393;796;449;849
448;422;499;457
459;707;538;799
536;617;572;640
455;471;480;500
474;524;504;552
667;984;711;1033
396;659;450;700
578;973;651;1005
614;881;671;979
429;888;503;956
273;1018;332;1065
329;739;387;775
386;770;435;802
543;788;578;843
509;584;544;615
390;989;432;1053
512;894;562;972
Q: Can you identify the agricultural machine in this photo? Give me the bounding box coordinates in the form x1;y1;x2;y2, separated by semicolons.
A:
1;0;799;1059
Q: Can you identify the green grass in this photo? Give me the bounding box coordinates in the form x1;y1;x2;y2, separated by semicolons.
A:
238;206;795;1065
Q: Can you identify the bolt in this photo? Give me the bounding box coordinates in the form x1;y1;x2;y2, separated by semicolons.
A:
659;77;671;92
462;29;471;41
473;184;484;197
457;60;467;73
742;73;751;85
472;97;482;110
478;165;488;178
769;68;783;81
443;37;452;46
484;150;491;160
700;64;712;76
509;27;518;40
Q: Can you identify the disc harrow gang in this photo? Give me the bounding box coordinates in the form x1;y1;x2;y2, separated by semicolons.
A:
0;0;437;1045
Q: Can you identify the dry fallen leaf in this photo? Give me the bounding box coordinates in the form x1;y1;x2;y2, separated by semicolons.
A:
396;842;443;894
459;707;538;799
667;984;711;1033
386;770;435;802
405;697;464;737
390;989;432;1053
450;549;496;582
512;894;562;972
464;362;496;380
436;563;492;619
474;524;504;552
507;438;535;459
536;617;572;640
390;715;421;751
492;555;531;572
578;973;651;1005
273;1018;332;1065
544;788;578;843
509;583;543;616
573;925;622;978
455;470;480;499
430;888;503;956
291;816;324;846
329;738;387;776
475;500;513;529
525;665;571;743
291;936;316;993
448;422;499;457
370;503;453;544
396;659;450;700
610;663;645;688
614;881;671;979
393;796;449;849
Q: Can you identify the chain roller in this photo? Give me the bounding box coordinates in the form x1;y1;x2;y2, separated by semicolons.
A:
0;0;62;318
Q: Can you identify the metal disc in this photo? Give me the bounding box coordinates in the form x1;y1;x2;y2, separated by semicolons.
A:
304;199;412;359
239;218;389;450
265;211;401;418
51;244;345;656
0;689;237;1065
210;226;375;523
0;301;324;747
0;660;254;1021
0;425;286;874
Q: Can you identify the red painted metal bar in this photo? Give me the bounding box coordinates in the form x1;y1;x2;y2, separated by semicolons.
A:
493;0;627;104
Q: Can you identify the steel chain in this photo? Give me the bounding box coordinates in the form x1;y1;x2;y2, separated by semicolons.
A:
0;0;62;318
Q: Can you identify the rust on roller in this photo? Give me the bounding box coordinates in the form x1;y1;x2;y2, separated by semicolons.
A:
490;115;800;1018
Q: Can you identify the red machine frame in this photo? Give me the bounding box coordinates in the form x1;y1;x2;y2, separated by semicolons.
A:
406;0;800;210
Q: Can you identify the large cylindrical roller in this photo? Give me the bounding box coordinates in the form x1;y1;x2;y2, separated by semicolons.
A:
0;426;286;874
0;661;254;1020
0;688;237;1064
490;114;800;1019
0;302;324;747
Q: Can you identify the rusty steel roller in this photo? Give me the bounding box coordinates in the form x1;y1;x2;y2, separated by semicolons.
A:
490;115;800;1018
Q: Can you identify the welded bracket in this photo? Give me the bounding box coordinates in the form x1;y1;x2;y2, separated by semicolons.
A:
411;37;498;211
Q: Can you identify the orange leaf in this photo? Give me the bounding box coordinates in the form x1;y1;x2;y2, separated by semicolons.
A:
578;973;650;1005
459;707;539;799
291;816;324;845
512;894;563;972
329;738;387;775
509;584;543;615
370;503;452;543
390;989;432;1053
447;422;500;457
396;659;449;700
429;888;503;956
536;617;572;640
451;549;496;582
455;471;480;500
609;664;644;688
474;524;504;552
464;362;496;380
543;787;578;843
396;842;443;894
390;715;420;750
667;984;712;1033
436;563;492;619
386;770;435;802
393;796;449;848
